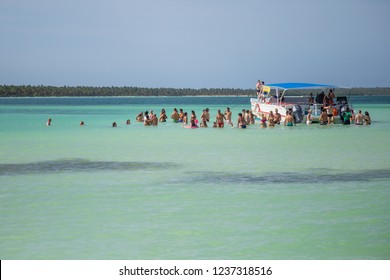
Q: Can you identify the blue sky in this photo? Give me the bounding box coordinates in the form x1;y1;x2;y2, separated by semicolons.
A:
0;0;389;88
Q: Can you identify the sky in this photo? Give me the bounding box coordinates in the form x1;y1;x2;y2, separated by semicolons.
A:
0;0;389;88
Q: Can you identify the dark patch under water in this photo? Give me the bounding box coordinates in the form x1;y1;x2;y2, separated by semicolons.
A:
186;170;390;185
0;159;179;176
2;159;390;185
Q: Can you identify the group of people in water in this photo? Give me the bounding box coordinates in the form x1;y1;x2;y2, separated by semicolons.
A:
131;107;285;129
46;105;371;128
314;107;371;126
45;82;371;128
307;89;372;126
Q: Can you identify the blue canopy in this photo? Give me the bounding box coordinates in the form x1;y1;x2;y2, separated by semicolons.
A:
266;82;337;89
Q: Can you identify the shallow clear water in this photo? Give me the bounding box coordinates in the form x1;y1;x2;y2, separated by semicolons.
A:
0;96;389;259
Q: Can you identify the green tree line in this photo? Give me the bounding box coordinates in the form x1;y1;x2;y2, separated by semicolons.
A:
0;85;254;97
0;85;389;97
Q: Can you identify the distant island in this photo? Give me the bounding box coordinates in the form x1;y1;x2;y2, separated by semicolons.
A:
0;85;389;97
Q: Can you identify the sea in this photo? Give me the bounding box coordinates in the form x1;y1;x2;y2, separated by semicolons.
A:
0;96;389;260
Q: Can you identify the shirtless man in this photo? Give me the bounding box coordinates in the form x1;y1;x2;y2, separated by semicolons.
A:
284;111;295;126
319;109;328;125
224;107;232;124
150;114;158;126
249;110;255;124
355;110;364;125
179;108;184;122
144;111;152;126
136;112;144;122
216;110;225;128
200;109;208;127
274;108;281;124
205;108;210;123
171;108;180;122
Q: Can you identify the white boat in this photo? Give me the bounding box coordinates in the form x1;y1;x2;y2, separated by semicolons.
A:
250;82;352;123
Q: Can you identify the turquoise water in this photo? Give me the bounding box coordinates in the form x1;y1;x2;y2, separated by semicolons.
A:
0;96;389;259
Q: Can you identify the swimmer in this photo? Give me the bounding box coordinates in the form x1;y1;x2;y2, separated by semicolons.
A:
126;119;131;125
80;121;85;126
112;122;117;127
46;118;52;126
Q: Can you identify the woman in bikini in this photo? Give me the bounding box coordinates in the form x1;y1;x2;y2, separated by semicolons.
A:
268;111;275;127
260;113;267;128
237;113;247;128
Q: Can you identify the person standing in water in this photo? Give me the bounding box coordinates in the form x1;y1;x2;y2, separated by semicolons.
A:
274;109;281;124
284;111;295;126
306;109;313;125
190;110;198;127
268;111;275;127
200;109;208;127
224;107;232;124
159;108;167;122
364;111;371;125
354;110;364;125
171;108;180;122
260;113;267;128
237;113;247;128
342;107;353;125
216;110;225;128
136;112;144;122
46;118;52;126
